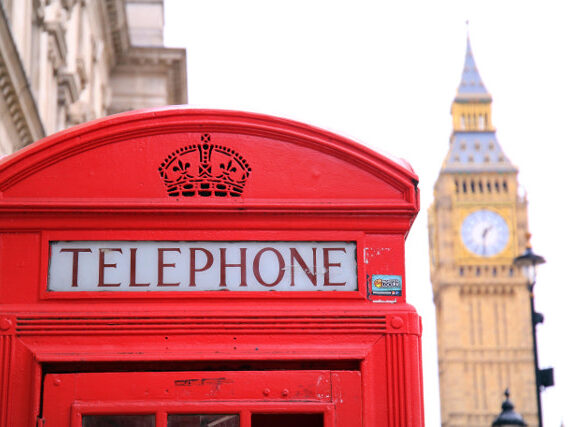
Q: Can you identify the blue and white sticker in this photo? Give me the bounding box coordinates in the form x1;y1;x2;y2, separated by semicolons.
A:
371;274;402;296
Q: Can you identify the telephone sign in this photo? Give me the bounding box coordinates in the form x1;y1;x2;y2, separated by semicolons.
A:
49;241;357;292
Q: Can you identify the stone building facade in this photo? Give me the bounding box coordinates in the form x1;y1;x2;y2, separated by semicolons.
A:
0;0;186;155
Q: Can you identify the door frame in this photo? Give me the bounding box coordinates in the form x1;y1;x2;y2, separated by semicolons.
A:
71;402;335;427
42;370;362;427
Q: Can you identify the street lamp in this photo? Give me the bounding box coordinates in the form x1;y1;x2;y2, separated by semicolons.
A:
492;389;527;426
513;242;545;287
513;237;553;427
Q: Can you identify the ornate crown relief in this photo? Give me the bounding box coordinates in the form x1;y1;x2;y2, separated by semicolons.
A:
159;134;251;197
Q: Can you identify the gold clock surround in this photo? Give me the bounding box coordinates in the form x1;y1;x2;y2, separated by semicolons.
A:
455;206;516;264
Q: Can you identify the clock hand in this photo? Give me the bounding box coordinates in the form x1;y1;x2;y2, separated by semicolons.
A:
481;226;492;254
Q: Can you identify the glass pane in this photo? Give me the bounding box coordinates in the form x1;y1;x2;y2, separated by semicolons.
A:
83;415;155;427
168;414;239;427
251;413;323;427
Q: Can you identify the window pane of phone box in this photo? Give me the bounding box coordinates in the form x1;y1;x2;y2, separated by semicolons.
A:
251;413;323;427
83;415;155;427
168;414;240;427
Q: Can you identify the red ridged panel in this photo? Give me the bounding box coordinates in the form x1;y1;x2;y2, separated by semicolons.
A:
16;314;387;336
386;334;406;427
0;335;13;426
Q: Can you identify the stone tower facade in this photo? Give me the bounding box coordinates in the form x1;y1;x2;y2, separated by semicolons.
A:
428;37;537;426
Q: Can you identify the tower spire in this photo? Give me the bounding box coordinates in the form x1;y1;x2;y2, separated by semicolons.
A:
449;34;494;135
455;35;491;101
443;34;515;173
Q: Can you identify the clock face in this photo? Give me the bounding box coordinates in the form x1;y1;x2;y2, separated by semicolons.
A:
461;210;510;257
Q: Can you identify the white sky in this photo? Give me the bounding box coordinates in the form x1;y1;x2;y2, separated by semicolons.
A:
163;1;569;425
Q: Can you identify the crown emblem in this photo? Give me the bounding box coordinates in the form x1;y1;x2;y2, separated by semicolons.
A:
158;134;251;197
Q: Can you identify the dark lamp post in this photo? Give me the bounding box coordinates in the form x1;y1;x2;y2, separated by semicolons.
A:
492;389;527;426
513;238;552;427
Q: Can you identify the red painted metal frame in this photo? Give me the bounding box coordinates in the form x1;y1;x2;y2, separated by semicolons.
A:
71;403;335;427
43;370;359;427
0;108;423;426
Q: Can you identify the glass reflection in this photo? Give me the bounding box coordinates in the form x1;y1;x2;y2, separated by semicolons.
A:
82;415;155;427
168;414;239;427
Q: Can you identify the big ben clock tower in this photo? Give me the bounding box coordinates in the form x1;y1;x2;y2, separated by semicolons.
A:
429;37;538;427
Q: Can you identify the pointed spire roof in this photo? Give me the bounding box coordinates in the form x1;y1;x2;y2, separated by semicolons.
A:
455;36;492;102
442;33;516;174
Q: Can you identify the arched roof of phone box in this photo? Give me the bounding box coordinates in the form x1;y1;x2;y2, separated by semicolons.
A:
0;108;419;226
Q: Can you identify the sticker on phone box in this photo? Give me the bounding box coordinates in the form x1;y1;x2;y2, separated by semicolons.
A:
371;274;402;296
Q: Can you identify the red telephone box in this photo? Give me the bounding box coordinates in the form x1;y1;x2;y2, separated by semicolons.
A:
0;108;422;426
